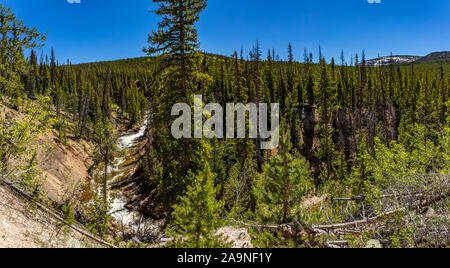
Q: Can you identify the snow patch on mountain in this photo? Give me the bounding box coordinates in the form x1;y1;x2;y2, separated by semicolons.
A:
365;56;422;67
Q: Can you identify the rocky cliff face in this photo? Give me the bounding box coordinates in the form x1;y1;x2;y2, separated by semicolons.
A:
299;104;398;183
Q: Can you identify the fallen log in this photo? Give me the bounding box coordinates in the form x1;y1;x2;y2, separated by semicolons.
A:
333;192;425;202
230;187;449;242
327;188;450;231
230;219;279;232
326;240;349;248
333;197;365;201
313;209;406;231
231;219;318;245
231;209;404;236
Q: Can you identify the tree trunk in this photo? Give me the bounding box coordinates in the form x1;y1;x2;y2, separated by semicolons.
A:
282;150;289;222
146;81;155;177
103;147;108;204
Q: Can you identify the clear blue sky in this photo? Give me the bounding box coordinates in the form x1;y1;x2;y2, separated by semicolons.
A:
3;0;449;64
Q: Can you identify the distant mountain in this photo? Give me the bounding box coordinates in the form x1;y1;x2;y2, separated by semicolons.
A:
76;51;450;69
417;51;450;63
365;55;421;67
365;51;450;67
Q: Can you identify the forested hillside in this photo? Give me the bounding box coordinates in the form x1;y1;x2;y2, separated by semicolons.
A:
0;1;448;248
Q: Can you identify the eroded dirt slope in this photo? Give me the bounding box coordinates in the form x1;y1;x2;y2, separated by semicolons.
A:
1;103;93;204
0;184;102;248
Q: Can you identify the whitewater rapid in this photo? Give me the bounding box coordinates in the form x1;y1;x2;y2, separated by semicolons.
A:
107;122;147;226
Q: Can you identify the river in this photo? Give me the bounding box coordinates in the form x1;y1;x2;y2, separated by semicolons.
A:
108;123;147;226
91;120;161;242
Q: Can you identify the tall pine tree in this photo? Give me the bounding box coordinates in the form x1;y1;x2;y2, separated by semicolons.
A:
144;0;208;213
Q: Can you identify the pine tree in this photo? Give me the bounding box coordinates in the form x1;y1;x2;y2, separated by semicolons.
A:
265;51;276;103
231;51;248;103
144;0;207;95
144;0;209;212
28;49;38;97
250;41;264;171
102;68;112;120
146;79;156;178
318;59;332;179
306;70;314;105
56;64;63;118
170;158;227;248
255;129;313;224
50;48;56;86
287;43;295;96
225;155;257;215
339;49;347;107
78;73;90;138
120;74;127;115
440;65;447;124
226;52;258;212
0;4;45;99
288;43;294;63
358;50;367;126
318;45;323;62
93;119;117;204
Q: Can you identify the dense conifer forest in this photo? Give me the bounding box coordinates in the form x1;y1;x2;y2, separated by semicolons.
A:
0;1;448;249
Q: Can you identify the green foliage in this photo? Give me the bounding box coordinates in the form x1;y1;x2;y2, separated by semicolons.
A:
254;130;313;224
169;159;228;248
143;0;210;213
224;156;258;216
0;4;46;100
85;196;110;236
1;1;449;248
343;123;449;214
0;95;54;196
93;119;117;203
250;230;295;248
93;119;117;164
62;202;76;225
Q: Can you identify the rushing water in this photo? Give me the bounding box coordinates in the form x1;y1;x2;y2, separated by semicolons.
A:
88;121;148;231
117;124;147;151
89;120;161;242
107;123;147;226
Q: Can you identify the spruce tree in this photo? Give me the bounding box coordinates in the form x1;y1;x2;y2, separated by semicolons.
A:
144;0;207;95
144;0;209;213
170;157;227;248
318;59;332;179
102;68;112;120
287;43;295;96
0;4;45;99
93;119;117;204
255;129;313;224
306;70;314;105
50;48;56;86
28;49;38;97
250;41;264;172
288;43;294;63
